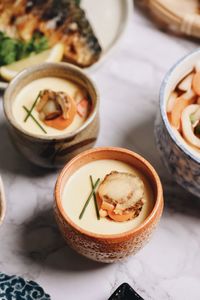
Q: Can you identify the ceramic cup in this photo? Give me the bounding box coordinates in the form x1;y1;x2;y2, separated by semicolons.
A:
0;177;6;226
3;63;99;168
54;147;163;263
155;49;200;197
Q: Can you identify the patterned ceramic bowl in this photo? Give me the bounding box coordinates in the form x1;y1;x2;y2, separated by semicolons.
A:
54;147;163;263
0;177;6;226
3;63;99;168
155;49;200;197
0;273;50;299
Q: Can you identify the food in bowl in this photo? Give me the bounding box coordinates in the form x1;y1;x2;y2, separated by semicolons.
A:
55;147;163;262
3;63;99;168
0;0;101;69
62;159;154;235
12;77;91;137
155;50;200;197
167;65;200;157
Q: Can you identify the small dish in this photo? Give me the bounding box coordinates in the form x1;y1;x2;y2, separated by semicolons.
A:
108;283;144;300
54;147;163;263
0;273;50;299
3;63;99;168
0;176;6;226
155;48;200;197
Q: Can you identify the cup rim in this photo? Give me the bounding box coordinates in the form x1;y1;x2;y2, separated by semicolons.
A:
55;147;163;240
160;48;200;164
0;177;6;226
3;62;99;141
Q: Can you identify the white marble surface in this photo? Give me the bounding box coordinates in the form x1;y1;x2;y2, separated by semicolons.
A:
1;4;200;300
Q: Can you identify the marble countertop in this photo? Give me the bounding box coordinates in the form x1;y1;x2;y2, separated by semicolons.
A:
1;4;200;300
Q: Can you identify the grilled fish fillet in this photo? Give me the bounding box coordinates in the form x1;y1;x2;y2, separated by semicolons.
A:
0;0;102;67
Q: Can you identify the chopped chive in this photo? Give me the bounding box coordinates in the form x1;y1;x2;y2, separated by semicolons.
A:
23;106;47;134
90;175;100;220
24;92;41;122
79;178;100;219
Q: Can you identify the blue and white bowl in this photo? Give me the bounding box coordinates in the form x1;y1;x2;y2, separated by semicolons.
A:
155;49;200;198
0;273;50;300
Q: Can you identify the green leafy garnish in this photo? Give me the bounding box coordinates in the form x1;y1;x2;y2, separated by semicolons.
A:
25;33;49;55
23;106;47;134
0;32;19;65
0;32;49;66
79;178;100;219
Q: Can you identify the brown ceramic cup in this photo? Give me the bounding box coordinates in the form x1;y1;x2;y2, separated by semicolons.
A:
54;147;164;263
3;63;99;168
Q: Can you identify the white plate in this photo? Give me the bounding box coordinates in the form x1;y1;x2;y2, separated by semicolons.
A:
82;0;133;71
0;176;6;225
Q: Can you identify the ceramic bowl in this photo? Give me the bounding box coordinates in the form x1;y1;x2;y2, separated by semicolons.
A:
0;177;6;226
3;63;99;168
155;49;200;197
0;273;50;299
54;147;163;263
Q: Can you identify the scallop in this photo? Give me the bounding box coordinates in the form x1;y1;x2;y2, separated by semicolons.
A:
36;89;74;121
98;171;144;211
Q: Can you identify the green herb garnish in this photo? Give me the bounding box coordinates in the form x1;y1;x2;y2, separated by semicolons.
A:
23;106;47;134
25;33;49;55
24;92;41;122
0;32;48;66
90;175;100;220
79;178;100;219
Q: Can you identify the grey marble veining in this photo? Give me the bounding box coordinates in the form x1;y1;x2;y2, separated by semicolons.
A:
1;5;200;300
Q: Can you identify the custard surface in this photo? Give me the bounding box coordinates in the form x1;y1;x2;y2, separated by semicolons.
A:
62;159;154;235
13;77;86;136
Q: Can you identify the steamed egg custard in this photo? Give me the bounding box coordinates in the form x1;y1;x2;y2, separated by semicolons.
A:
62;159;154;235
12;77;91;136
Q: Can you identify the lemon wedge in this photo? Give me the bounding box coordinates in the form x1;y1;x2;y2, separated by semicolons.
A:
0;43;64;81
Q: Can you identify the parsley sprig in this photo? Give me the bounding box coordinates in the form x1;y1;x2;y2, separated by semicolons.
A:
0;32;48;66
